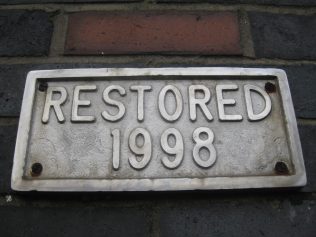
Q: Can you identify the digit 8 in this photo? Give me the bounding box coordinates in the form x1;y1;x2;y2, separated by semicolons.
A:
192;127;216;168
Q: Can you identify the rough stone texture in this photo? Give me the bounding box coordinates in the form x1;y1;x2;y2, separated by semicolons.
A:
1;64;315;118
65;12;241;55
0;124;18;193
248;12;316;60
0;11;53;57
0;205;151;237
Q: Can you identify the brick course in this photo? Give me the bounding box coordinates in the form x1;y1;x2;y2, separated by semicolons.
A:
0;205;151;237
0;0;139;3
1;0;316;5
159;196;316;237
157;0;316;5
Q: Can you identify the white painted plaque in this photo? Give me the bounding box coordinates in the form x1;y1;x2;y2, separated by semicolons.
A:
11;68;306;191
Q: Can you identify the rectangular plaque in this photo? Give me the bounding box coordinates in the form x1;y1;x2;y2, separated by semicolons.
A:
11;68;306;191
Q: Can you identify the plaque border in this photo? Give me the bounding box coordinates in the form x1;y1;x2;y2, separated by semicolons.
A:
11;67;307;191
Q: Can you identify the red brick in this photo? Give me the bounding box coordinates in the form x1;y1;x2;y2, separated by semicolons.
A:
65;11;242;55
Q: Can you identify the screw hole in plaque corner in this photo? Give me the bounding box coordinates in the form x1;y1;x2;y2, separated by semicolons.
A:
31;162;43;177
274;161;289;175
38;82;48;92
265;82;276;93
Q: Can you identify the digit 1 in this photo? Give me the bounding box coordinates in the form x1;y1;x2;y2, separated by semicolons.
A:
111;129;120;170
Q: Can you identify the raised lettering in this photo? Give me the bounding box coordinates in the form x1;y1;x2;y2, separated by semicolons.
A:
42;86;67;123
111;129;120;170
189;85;213;121
158;85;183;122
130;85;152;122
161;128;184;169
244;84;272;121
192;127;216;168
102;85;126;122
71;85;97;122
216;84;242;121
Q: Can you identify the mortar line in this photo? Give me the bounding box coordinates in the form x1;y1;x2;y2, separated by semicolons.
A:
297;119;316;125
238;9;255;58
1;56;316;65
49;8;68;57
0;117;19;125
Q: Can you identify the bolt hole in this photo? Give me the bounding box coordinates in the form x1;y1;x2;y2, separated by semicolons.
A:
265;82;276;93
275;161;289;175
31;163;43;177
38;82;48;92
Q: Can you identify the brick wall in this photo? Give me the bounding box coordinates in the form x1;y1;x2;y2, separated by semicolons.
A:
0;1;316;236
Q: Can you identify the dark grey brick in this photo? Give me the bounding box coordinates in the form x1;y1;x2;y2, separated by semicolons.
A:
4;0;313;6
0;0;138;3
157;0;316;6
3;0;315;4
283;65;316;119
0;205;151;237
0;193;315;237
299;124;316;192
0;123;18;193
1;64;316;118
0;65;28;116
159;196;316;237
249;12;316;60
0;11;53;56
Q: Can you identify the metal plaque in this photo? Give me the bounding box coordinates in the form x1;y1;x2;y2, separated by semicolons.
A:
11;68;306;191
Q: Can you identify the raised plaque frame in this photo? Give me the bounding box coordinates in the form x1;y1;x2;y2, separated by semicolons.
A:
11;67;306;191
